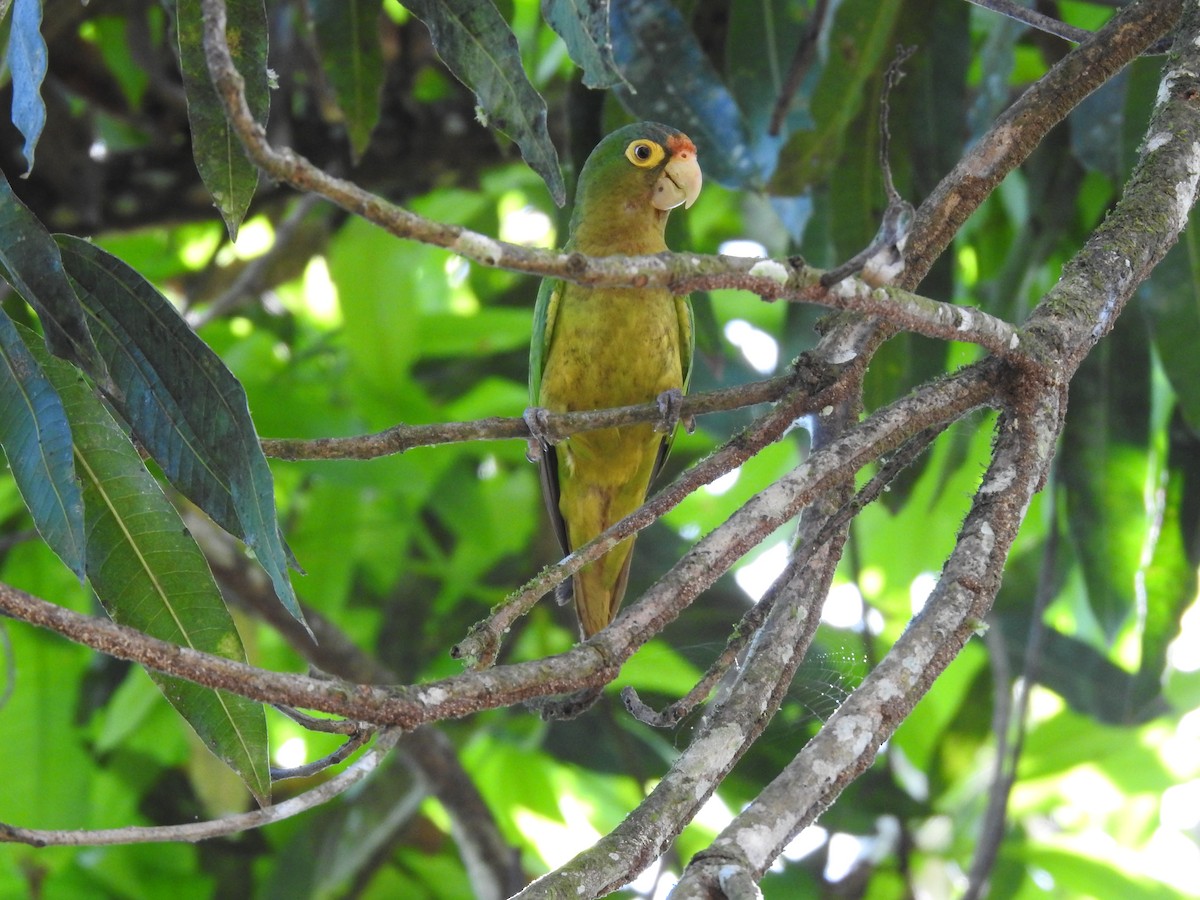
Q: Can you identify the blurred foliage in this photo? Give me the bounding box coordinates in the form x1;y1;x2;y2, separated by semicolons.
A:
0;0;1197;897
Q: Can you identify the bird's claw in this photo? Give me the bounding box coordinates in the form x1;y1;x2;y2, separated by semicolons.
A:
523;406;554;462
655;388;685;434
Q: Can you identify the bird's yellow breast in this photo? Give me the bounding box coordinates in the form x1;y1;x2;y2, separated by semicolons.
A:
538;285;684;416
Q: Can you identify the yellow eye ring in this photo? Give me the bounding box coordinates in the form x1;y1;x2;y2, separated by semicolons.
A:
625;139;665;168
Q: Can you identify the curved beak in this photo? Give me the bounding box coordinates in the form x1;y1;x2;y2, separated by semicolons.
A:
652;151;703;211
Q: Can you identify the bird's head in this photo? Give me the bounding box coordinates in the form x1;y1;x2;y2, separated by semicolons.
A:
568;122;702;252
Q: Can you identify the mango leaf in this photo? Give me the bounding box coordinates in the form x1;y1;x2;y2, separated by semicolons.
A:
1142;220;1200;433
55;235;305;627
1135;411;1200;699
725;0;810;182
175;0;270;239
542;0;625;90
1059;311;1152;639
0;169;104;378
403;0;565;206
311;0;384;160
24;326;271;805
0;309;85;578
609;0;757;188
9;0;47;172
770;0;903;194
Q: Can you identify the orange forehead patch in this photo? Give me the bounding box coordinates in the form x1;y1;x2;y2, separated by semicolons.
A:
666;133;696;156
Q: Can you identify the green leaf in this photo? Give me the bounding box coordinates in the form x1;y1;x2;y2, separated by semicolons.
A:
1142;220;1200;433
1059;312;1152;639
0;308;85;579
9;0;47;172
311;0;384;160
403;0;565;206
23;326;271;805
0;169;104;377
1010;627;1167;724
769;0;903;194
542;0;625;90
1015;845;1179;900
1136;411;1200;696
175;0;270;239
610;0;758;188
725;0;810;135
55;235;304;627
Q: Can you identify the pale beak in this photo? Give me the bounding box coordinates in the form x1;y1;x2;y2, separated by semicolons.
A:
651;152;703;211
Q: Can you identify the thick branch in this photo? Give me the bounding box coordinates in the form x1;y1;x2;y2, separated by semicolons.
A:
671;4;1200;889
672;395;1057;894
196;0;1027;364
0;361;996;735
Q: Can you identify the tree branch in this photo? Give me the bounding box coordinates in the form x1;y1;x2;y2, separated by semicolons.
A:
669;4;1200;888
672;391;1059;894
261;370;802;461
196;0;1028;365
0;729;404;846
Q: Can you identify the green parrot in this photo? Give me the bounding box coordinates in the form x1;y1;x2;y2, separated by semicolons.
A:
529;121;702;638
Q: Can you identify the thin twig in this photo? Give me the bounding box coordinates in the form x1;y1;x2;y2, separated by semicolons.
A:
187;193;324;328
768;0;832;135
821;45;916;287
261;371;795;461
964;521;1058;898
965;0;1094;45
272;703;366;735
0;729;403;846
270;727;374;781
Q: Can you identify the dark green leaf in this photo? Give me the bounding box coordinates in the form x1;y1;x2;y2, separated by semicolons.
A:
265;752;419;897
1059;312;1152;639
0;309;84;578
311;0;384;160
542;0;625;90
55;235;304;627
1069;71;1128;178
770;0;903;194
1136;411;1200;697
403;0;565;206
725;0;810;135
0;169;104;377
24;326;271;804
175;0;270;239
610;0;758;188
9;0;47;172
996;617;1167;725
1142;220;1200;433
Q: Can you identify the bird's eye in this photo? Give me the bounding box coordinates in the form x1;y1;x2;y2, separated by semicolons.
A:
625;139;665;168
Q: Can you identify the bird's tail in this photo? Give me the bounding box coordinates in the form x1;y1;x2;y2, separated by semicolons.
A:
573;535;637;638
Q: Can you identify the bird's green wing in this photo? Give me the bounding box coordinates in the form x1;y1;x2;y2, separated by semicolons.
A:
649;293;696;485
676;294;694;393
529;277;562;405
529;276;572;558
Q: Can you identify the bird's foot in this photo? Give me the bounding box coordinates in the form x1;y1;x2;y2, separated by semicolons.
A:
655;388;686;434
522;406;554;462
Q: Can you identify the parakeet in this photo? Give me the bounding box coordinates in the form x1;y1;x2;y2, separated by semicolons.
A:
529;121;702;638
